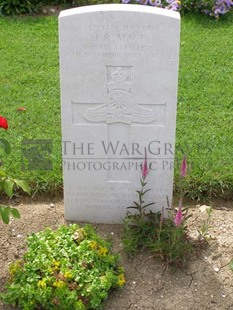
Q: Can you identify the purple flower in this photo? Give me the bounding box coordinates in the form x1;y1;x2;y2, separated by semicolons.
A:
211;0;233;17
141;149;149;179
174;198;183;227
225;0;233;6
181;155;187;177
165;0;181;11
149;0;161;6
171;2;180;10
122;0;131;3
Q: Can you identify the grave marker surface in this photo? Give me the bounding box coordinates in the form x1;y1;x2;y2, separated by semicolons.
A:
59;4;180;223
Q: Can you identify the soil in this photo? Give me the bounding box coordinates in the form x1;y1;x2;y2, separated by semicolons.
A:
0;196;233;310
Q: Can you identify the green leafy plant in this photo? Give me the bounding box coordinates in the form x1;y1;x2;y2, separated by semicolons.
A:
123;211;161;253
127;150;155;217
150;156;210;266
123;150;161;253
0;0;40;15
0;116;30;224
197;205;213;241
123;155;211;267
0;224;124;309
150;201;194;267
229;259;233;271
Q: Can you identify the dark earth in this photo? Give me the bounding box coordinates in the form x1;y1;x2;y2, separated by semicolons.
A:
0;196;233;310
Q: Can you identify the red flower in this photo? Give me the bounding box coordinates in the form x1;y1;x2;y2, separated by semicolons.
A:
0;116;8;130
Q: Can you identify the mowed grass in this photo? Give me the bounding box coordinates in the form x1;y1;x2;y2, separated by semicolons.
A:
0;12;232;199
176;13;233;199
0;16;61;193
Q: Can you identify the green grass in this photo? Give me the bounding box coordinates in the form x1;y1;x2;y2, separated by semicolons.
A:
0;12;232;199
176;13;233;199
0;16;61;194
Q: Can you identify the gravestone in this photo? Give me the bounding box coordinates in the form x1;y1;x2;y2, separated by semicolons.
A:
59;4;180;223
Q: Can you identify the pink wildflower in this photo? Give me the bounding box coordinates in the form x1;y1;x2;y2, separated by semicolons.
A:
142;148;149;179
174;198;183;227
181;155;187;177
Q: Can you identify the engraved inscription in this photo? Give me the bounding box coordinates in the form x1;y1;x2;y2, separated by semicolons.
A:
62;48;177;61
66;185;168;209
83;66;156;124
60;24;177;61
60;7;180;222
84;24;153;32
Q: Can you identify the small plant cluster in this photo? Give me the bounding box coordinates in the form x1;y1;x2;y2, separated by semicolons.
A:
0;116;30;224
0;0;66;15
0;0;119;15
230;259;233;272
0;224;125;309
122;0;233;19
123;153;212;267
0;0;40;15
123;150;161;252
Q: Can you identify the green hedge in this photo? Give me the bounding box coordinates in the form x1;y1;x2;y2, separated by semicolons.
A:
0;0;120;16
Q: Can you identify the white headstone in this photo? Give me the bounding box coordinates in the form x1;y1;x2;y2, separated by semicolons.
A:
59;4;180;223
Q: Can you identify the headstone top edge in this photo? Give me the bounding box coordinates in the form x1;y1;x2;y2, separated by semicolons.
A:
59;4;180;20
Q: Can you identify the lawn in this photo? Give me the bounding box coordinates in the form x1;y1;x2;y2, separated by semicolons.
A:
0;12;232;199
177;13;233;199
